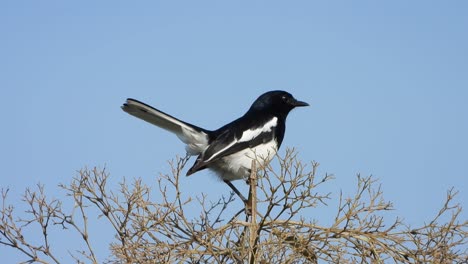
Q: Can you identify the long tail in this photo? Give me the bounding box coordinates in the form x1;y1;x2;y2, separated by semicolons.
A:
122;98;210;155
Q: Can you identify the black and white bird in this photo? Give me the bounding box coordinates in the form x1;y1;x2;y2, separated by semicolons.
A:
122;90;308;202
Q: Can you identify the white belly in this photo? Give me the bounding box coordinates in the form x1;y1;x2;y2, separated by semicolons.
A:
210;140;278;181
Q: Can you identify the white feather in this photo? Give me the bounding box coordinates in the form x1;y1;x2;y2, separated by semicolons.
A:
239;117;278;142
204;140;237;162
178;127;209;155
210;139;278;181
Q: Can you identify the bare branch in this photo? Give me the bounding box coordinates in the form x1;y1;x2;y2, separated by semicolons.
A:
1;149;466;263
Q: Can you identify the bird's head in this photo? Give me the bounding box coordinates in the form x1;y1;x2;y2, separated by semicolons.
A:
250;90;309;116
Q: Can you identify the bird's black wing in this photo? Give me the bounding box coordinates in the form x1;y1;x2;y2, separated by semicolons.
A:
186;117;278;175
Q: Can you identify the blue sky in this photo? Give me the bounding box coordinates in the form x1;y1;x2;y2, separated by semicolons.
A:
1;1;467;262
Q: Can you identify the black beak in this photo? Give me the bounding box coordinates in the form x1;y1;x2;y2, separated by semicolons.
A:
291;98;309;107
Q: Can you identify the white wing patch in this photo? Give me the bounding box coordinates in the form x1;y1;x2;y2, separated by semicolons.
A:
239;117;278;143
204;139;237;162
204;117;278;163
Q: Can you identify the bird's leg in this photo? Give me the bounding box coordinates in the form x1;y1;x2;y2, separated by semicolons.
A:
223;180;248;204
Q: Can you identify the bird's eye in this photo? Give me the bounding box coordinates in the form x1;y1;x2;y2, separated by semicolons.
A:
282;95;287;100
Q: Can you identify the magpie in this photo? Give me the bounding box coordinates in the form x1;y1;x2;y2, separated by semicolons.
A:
122;90;308;202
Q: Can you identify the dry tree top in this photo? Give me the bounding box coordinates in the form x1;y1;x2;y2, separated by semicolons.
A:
1;149;467;263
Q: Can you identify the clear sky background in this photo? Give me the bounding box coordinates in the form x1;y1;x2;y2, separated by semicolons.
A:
1;1;467;262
